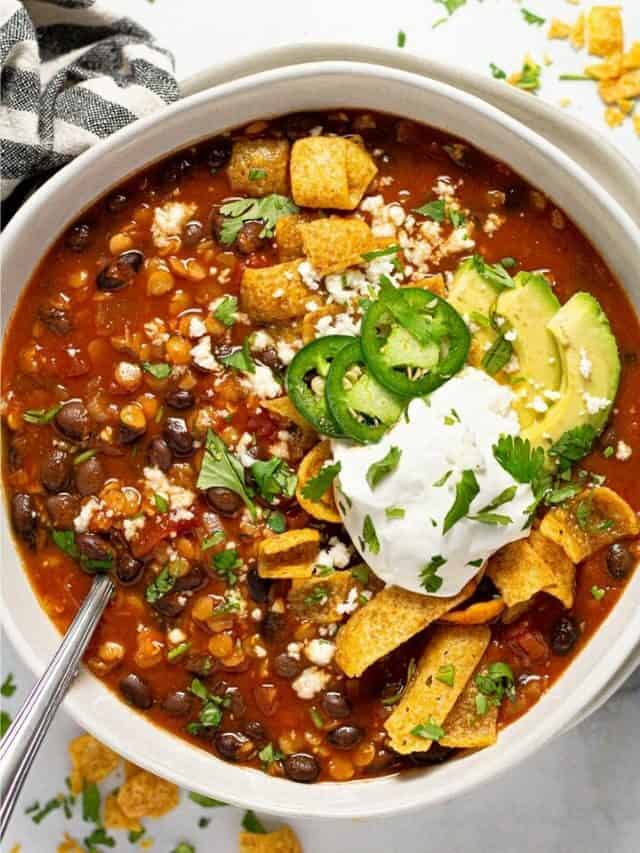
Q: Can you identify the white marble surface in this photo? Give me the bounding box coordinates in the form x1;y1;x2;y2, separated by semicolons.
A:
2;0;640;850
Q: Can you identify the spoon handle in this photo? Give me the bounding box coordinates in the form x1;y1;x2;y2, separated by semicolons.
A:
0;573;114;840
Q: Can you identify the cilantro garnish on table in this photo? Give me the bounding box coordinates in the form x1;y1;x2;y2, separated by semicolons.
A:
218;194;298;244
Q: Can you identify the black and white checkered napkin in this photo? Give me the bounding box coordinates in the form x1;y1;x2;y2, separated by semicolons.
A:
0;0;180;204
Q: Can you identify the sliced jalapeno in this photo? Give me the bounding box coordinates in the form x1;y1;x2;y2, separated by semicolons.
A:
361;286;470;398
325;339;404;444
286;335;352;437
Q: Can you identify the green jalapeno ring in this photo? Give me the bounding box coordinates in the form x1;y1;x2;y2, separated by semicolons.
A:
325;338;404;444
361;287;470;398
286;335;352;437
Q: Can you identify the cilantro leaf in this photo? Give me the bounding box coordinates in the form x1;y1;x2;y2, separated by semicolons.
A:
471;255;515;291
434;0;466;18
493;435;545;484
251;456;297;502
469;511;512;526
0;710;11;738
385;506;405;519
249;168;268;181
443;469;479;534
413;199;446;222
84;827;115;851
220;336;255;374
366;446;402;489
397;30;406;47
214;295;238;327
362;514;380;554
477;485;518;513
82;781;100;823
242;810;267;834
145;566;176;603
490;63;507;80
436;664;456;687
142;362;171;379
516;59;542;92
521;8;545;26
548;425;597;473
301;461;341;501
218;194;298;244
420;555;446;592
482;334;513;375
411;716;445;741
1;673;16;697
197;430;257;518
212;548;242;585
266;510;286;533
23;404;62;425
201;530;225;550
188;791;227;807
258;743;284;766
475;661;516;707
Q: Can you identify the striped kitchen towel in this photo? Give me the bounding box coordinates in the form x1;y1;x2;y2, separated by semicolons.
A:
0;0;179;204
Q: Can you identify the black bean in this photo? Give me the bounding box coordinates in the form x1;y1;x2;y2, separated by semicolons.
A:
225;686;246;717
410;743;454;765
116;554;144;585
209;208;225;243
120;673;153;710
283;752;320;783
550;614;580;656
165;388;195;410
366;748;401;774
246;567;271;603
183;221;204;246
106;192;128;213
283;113;319;141
505;184;527;209
118;423;145;446
256;347;282;372
244;720;268;746
173;566;207;593
206;487;242;516
326;724;363;750
260;611;285;643
76;532;114;564
599;425;617;450
46;493;80;529
214;731;250;761
65;222;91;252
236;221;267;255
41;446;71;493
11;492;37;546
163;417;194;457
97;250;144;292
37;304;72;336
75;455;105;496
161;690;193;717
146;437;172;471
206;138;232;173
152;591;187;618
55;400;90;442
161;155;193;186
273;653;301;680
185;653;215;677
606;542;634;580
321;691;351;720
8;435;27;471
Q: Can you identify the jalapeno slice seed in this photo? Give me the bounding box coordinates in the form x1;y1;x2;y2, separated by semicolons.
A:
361;286;470;398
286;335;352;437
325;339;404;444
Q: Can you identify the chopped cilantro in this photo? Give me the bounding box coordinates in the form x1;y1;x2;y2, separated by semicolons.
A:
603;445;615;458
471;254;515;291
303;586;329;608
82;781;100;823
385;506;405;519
433;469;453;487
362;244;402;272
218;194;298;244
142;361;171;379
443;469;479;534
362;514;380;554
1;673;16;697
500;257;517;268
258;743;284;767
145;566;175;603
23;403;62;425
242;810;267;834
168;641;191;661
251;456;297;502
309;707;324;729
170;845;195;853
397;30;406;48
469;511;512;526
381;658;416;706
433;0;466;27
84;827;116;851
548;425;596;473
0;710;11;738
468;558;484;568
521;8;545;26
411;716;445;741
128;828;146;843
490;63;507;80
188;791;227;807
301;461;341;501
212;548;242;584
421;555;446;593
154;493;169;513
214;295;238;327
351;564;370;584
413;198;446;222
197;430;257;519
187;679;230;734
482;334;513;375
74;449;96;466
248;168;268;181
515;59;542;92
493;435;545;484
266;510;287;533
220;336;255;374
559;73;592;81
436;664;456;687
591;585;606;601
366;446;401;489
201;530;225;550
475;661;516;709
448;208;466;228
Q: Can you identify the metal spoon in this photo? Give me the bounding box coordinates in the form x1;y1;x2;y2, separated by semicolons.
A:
0;573;114;839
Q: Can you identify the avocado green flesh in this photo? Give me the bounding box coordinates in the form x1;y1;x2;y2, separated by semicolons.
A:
447;259;499;363
523;291;620;449
345;372;404;425
380;325;440;369
497;272;562;428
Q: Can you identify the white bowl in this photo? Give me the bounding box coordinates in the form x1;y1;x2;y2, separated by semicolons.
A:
2;61;640;819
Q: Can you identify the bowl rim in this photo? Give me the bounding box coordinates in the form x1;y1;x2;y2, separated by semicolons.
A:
2;59;640;819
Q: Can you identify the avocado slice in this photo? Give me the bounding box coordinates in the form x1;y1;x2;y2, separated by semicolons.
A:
524;292;620;449
380;325;440;369
497;272;562;428
447;258;499;364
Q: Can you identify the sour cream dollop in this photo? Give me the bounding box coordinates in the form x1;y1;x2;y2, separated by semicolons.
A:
332;367;534;597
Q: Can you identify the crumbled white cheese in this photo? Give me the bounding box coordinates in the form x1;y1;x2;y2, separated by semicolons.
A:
579;348;593;380
190;335;218;372
336;586;360;616
583;392;610;415
504;329;518;343
241;364;282;399
432;177;456;199
151;201;197;249
123;515;146;541
287;642;302;660
115;361;142;388
144;318;169;345
298;260;321;290
305;639;336;667
73;498;103;533
315;311;361;338
527;395;549;414
543;389;562;402
168;628;187;645
235;432;256;468
276;340;298;365
143;466;195;515
483;213;505;235
316;537;351;571
188;316;207;339
503;355;521;374
616;440;632;461
252;330;274;349
292;666;331;700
